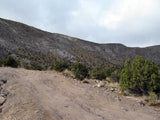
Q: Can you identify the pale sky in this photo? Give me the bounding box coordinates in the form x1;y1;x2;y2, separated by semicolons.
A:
0;0;160;47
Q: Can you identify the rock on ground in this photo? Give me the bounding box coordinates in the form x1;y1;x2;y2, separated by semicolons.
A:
0;96;6;105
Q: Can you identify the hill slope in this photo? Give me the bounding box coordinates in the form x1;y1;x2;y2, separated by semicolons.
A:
0;18;160;67
0;67;160;120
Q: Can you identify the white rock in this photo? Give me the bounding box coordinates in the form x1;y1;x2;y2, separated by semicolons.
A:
0;96;6;105
110;88;115;92
97;81;105;87
137;100;145;106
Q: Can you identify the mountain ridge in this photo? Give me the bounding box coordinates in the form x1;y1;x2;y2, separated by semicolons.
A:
0;18;160;68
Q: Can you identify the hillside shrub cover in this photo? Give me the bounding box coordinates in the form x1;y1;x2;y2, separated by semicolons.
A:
110;70;121;82
54;61;68;72
4;56;20;68
91;67;114;80
120;55;160;95
30;66;44;71
71;63;88;80
104;68;114;77
0;56;20;68
91;67;106;80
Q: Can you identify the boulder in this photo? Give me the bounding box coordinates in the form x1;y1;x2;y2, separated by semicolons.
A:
0;89;9;97
82;80;90;84
0;79;7;84
0;96;6;105
137;100;145;106
110;88;115;92
97;81;105;87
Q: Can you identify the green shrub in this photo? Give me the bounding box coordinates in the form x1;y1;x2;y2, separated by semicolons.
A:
91;67;114;80
110;70;121;82
148;92;160;106
91;67;106;80
103;68;114;77
54;62;68;72
71;63;88;80
120;56;160;95
0;59;4;67
31;66;44;71
4;56;20;68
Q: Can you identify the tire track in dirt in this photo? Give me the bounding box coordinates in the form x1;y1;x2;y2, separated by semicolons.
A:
0;67;159;120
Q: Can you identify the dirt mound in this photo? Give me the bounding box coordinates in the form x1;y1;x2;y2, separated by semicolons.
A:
0;67;159;120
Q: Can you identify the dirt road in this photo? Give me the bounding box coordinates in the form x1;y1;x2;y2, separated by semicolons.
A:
0;67;159;120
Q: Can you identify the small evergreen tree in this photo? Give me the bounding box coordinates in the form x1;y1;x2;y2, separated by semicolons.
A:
110;70;121;82
54;62;68;72
120;56;160;94
91;67;106;80
120;58;132;92
91;67;114;80
4;56;20;68
71;63;88;80
103;68;114;77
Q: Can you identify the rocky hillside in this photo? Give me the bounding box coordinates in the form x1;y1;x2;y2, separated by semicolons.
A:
0;18;160;68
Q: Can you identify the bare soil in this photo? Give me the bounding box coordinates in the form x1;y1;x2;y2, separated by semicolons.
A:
0;67;160;120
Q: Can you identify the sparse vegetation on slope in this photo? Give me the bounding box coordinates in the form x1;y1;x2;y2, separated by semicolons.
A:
91;67;106;80
1;18;160;68
53;61;69;72
30;65;47;71
0;56;20;68
91;67;114;80
110;69;121;83
71;63;88;80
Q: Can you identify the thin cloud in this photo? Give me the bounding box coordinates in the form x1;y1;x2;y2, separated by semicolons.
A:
0;0;160;47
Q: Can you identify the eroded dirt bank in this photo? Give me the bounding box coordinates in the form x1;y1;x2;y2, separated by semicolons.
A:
0;67;159;120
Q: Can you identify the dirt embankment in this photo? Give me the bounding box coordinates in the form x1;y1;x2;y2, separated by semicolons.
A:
0;67;159;120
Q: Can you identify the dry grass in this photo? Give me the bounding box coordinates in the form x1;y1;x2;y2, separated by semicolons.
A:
148;101;160;106
61;69;74;78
